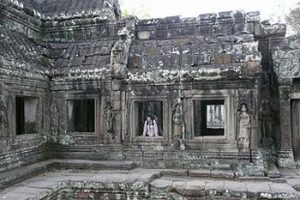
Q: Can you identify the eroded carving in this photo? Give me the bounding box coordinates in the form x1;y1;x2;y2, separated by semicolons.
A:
237;103;251;151
105;101;115;140
111;28;131;78
173;103;183;140
259;99;272;142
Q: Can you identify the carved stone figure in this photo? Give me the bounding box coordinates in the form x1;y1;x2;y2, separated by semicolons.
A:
173;103;183;139
238;104;251;151
50;98;60;144
259;99;272;142
111;28;130;78
105;101;115;139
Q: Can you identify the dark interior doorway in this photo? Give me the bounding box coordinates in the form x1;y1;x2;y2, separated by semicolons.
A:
292;100;300;159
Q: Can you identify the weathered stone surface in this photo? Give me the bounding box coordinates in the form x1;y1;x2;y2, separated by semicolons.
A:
0;0;299;196
189;169;211;177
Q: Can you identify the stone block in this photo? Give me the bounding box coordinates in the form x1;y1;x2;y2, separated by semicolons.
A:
218;11;234;19
246;182;271;194
180;26;196;36
111;79;122;91
150;179;172;189
267;164;281;178
236;34;254;43
233;10;245;20
163;16;180;24
234;22;247;35
205;181;225;195
189;169;211;177
224;181;248;198
212;23;233;36
211;170;235;179
198;13;217;23
198;25;211;36
269;182;297;195
214;53;232;64
161;169;188;176
217;35;236;43
278;150;296;168
128;55;142;68
137;31;151;40
245;11;260;22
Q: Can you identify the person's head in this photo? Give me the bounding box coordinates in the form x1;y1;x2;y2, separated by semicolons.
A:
146;114;152;122
241;104;247;112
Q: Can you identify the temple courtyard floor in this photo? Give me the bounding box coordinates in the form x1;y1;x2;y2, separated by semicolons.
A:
1;160;300;199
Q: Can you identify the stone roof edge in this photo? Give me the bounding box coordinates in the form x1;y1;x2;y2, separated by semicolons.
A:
136;10;259;26
3;0;42;19
2;0;119;23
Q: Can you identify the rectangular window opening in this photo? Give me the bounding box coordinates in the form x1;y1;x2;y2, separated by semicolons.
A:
194;100;225;137
135;101;163;137
67;99;95;133
16;96;38;135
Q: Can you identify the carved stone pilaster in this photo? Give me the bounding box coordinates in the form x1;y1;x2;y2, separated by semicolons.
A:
277;85;295;167
0;83;9;152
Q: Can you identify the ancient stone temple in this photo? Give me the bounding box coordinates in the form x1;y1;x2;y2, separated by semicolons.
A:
1;0;300;199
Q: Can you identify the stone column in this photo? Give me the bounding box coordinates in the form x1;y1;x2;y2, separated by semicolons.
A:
110;79;123;144
278;85;295;168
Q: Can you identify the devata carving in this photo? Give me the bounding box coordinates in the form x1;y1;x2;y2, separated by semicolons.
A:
105;101;115;139
173;103;183;140
259;99;272;142
50;98;60;144
237;103;251;151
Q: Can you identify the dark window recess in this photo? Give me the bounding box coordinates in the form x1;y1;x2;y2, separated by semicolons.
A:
137;101;163;136
16;97;38;135
67;99;95;132
194;100;225;136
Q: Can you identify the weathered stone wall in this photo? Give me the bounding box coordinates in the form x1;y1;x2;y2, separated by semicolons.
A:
128;12;262;82
0;0;296;174
0;0;50;171
272;36;300;167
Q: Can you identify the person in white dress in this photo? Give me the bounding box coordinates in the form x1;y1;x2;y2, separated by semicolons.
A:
142;115;158;137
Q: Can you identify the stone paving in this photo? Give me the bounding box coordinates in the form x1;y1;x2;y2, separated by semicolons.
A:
0;168;300;199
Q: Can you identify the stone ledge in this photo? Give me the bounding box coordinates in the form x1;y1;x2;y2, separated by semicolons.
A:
0;159;135;190
0;168;299;199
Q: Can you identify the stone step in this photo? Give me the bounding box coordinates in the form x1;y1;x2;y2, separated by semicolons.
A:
52;159;135;170
0;159;135;190
162;169;284;182
150;178;298;199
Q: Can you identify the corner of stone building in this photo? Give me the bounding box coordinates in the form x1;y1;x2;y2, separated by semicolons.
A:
268;30;300;169
254;18;294;169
